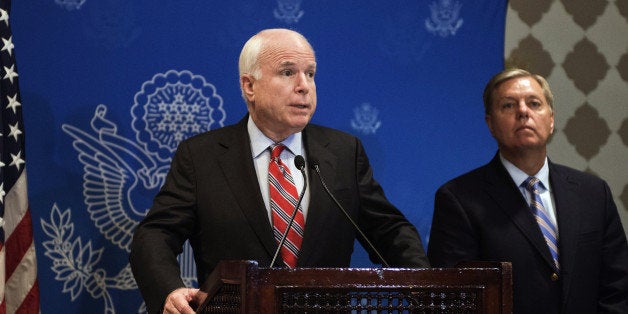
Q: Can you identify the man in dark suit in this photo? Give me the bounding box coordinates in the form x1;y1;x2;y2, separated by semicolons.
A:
130;28;429;314
427;68;628;313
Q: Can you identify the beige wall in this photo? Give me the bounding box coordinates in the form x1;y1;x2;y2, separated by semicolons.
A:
505;0;628;236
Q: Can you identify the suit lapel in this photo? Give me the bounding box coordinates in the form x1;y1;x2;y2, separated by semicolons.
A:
484;155;557;270
297;126;337;265
548;161;581;293
217;117;277;259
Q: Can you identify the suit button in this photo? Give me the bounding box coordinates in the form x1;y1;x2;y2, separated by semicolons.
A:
551;273;559;281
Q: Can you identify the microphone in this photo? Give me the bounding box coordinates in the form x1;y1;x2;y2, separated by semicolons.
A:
309;158;390;267
270;155;308;268
294;155;306;171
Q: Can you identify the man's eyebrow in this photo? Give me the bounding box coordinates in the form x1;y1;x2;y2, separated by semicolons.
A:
277;61;316;68
496;96;515;102
278;61;296;67
526;95;543;100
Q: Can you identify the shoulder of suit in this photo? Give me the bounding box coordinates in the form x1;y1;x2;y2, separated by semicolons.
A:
440;163;489;187
183;123;241;144
305;123;358;143
549;161;606;185
167;123;243;159
437;156;506;192
306;123;354;137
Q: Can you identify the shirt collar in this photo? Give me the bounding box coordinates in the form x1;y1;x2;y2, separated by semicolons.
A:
248;116;303;158
499;153;551;191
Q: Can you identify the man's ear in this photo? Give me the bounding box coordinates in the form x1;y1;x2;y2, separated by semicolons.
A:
549;110;555;134
240;75;255;102
485;114;495;136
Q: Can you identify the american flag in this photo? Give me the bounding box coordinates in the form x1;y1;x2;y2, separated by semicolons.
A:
0;0;40;313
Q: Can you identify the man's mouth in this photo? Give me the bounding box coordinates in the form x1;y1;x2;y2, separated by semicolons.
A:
516;125;534;132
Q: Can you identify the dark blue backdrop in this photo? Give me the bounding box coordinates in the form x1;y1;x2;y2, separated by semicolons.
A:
12;1;505;313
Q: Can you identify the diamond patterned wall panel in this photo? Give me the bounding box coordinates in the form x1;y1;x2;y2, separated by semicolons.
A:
505;0;628;236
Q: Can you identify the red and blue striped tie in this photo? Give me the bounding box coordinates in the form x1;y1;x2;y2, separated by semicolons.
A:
268;144;304;268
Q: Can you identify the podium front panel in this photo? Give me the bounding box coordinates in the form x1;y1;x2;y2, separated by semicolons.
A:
195;260;512;313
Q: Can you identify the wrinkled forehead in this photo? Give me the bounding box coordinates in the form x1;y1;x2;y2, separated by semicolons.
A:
494;76;543;98
258;31;315;61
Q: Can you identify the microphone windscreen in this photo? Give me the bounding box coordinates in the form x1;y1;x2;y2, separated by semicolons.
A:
294;155;306;170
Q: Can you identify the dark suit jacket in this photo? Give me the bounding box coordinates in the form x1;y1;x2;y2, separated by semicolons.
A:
130;116;429;313
427;153;628;313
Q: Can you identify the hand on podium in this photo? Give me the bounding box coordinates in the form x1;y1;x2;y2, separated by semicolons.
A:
163;287;200;314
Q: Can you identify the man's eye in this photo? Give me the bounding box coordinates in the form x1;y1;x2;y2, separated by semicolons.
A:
502;103;513;109
281;70;293;76
307;71;315;78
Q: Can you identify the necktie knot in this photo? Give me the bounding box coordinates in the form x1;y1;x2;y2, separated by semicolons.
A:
524;176;542;195
271;144;286;161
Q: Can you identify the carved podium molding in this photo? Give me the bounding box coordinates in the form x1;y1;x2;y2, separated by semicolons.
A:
194;260;512;313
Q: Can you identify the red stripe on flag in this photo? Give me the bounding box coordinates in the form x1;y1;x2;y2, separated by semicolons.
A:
4;210;33;280
14;279;39;314
0;0;41;312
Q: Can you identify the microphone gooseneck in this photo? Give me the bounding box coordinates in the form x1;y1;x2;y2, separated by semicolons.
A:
270;155;308;268
309;158;390;268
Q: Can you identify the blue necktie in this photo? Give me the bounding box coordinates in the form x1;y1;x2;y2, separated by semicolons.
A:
523;177;560;270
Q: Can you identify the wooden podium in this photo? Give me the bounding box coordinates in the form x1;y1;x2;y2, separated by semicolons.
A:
194;260;512;313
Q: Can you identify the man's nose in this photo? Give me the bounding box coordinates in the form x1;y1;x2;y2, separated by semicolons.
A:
295;73;311;94
516;101;529;118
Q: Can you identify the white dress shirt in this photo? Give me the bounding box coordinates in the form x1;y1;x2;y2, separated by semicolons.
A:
500;154;559;229
248;116;310;224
